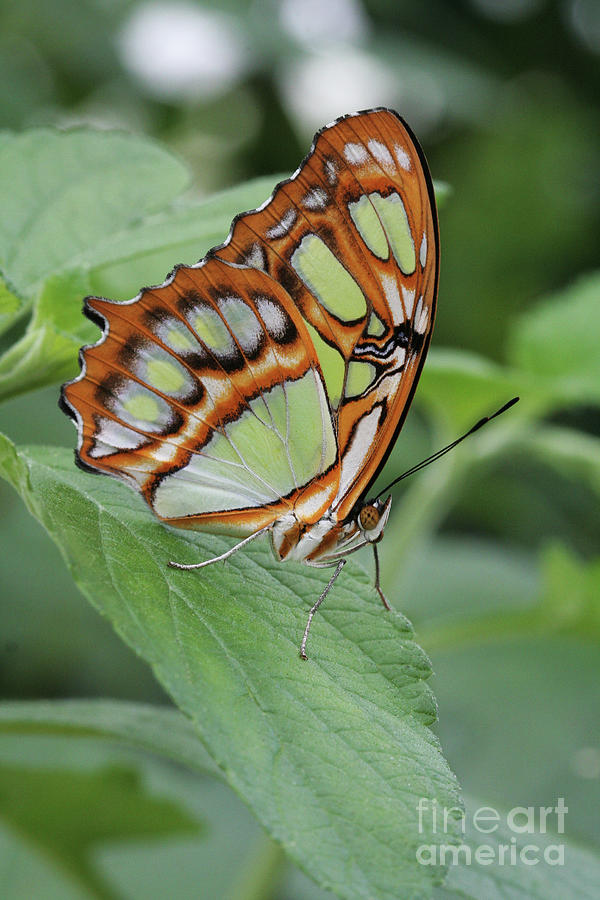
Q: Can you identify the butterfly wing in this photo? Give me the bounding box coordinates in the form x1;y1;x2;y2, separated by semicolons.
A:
215;108;439;520
61;259;339;535
61;108;438;534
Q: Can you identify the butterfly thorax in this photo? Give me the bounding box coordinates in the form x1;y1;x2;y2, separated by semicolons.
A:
271;496;392;566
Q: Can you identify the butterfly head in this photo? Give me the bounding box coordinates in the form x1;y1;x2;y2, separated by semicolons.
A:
357;495;392;544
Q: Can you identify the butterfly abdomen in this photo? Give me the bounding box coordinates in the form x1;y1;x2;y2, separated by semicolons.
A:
272;514;340;563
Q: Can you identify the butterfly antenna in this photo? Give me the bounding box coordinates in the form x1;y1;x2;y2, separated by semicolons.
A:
374;397;519;501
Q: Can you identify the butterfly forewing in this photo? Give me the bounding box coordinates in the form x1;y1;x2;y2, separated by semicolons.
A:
61;108;438;536
215;108;438;519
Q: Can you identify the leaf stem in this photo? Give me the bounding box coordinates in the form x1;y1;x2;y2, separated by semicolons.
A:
418;604;600;654
226;832;287;900
418;609;545;654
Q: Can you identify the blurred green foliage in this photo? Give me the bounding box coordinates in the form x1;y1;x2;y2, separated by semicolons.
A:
1;0;599;898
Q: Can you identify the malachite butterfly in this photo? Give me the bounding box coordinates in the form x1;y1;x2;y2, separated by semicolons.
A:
61;107;440;658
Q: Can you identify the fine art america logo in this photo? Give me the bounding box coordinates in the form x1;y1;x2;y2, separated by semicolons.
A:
416;798;568;867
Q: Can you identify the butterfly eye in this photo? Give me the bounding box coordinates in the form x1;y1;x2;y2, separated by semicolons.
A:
358;496;393;543
359;505;380;532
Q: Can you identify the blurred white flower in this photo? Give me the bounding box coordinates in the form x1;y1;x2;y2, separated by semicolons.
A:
117;2;249;101
469;0;543;23
280;48;397;134
568;0;600;54
279;0;368;47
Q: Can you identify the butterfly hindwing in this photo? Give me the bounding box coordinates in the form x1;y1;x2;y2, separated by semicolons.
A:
62;259;340;534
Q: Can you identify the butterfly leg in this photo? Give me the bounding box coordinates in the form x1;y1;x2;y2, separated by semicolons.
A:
168;523;272;571
300;559;346;661
373;544;391;610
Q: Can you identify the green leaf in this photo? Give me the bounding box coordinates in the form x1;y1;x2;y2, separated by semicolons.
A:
537;543;600;641
0;435;462;900
507;271;600;405
0;269;96;403
0;817;93;900
418;349;527;429
4;707;600;900
385;532;600;851
523;425;600;500
0;128;190;334
84;175;284;302
0;728;201;900
411;538;600;653
396;536;540;636
0;699;218;778
0;727;315;900
0;271;22;332
0;175;284;403
0;730;229;900
0;764;199;900
0;429;31;497
436;795;600;900
419;276;600;429
426;598;600;847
